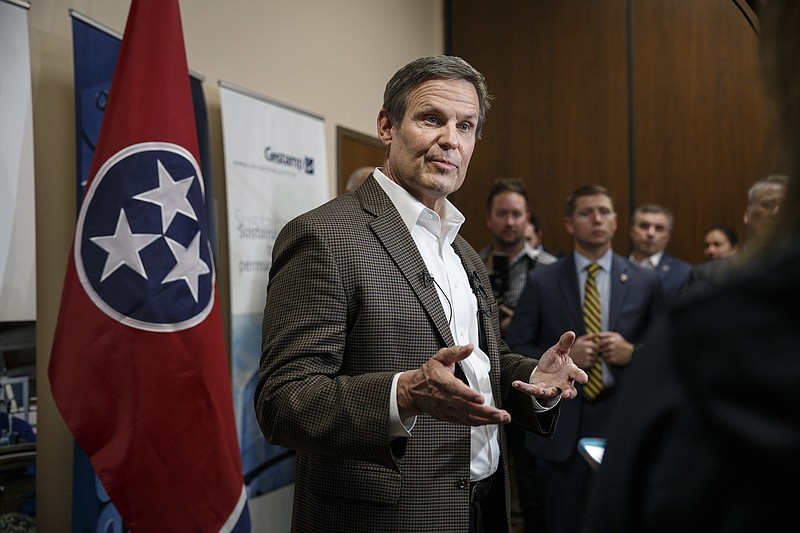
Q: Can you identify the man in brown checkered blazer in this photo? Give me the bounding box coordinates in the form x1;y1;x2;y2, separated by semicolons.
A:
255;55;587;533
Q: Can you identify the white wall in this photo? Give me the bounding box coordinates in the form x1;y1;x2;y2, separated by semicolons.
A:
28;0;443;529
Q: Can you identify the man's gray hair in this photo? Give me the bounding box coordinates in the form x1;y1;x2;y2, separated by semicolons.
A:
632;203;675;232
748;174;789;206
382;55;492;138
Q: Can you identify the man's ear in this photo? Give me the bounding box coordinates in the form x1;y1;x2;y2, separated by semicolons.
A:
564;216;574;236
377;109;393;147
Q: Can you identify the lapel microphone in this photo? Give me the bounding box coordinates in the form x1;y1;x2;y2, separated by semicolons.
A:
421;269;453;325
470;271;488;297
470;271;494;317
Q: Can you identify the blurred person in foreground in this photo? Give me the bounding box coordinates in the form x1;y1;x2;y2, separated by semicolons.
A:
255;55;586;533
585;2;800;531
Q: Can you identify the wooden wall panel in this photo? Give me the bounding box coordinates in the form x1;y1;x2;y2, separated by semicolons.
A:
632;0;769;263
449;0;630;257
337;126;385;195
447;0;771;264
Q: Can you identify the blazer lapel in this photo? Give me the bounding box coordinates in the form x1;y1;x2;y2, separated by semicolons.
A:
557;255;584;332
359;179;454;347
452;240;492;349
608;254;632;331
452;238;501;394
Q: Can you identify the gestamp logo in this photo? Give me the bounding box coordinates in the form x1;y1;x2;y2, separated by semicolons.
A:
264;146;314;174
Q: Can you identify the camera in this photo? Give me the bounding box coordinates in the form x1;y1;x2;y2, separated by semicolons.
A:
488;253;510;305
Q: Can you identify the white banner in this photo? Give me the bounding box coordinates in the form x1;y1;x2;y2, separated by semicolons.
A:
0;0;36;321
219;80;329;528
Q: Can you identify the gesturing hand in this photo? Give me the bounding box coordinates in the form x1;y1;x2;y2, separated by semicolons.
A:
397;344;511;426
512;331;588;400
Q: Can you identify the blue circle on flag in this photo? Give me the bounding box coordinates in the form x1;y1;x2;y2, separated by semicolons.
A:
75;143;215;331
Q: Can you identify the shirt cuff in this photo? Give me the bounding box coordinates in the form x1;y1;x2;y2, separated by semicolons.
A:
390;372;416;438
529;366;560;412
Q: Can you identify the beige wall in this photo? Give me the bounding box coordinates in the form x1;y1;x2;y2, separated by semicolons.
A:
28;0;443;529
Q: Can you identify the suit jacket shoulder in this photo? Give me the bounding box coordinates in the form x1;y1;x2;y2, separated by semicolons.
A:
655;253;693;298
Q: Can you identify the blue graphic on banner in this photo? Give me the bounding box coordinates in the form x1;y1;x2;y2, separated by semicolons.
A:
233;313;295;496
72;17;119;212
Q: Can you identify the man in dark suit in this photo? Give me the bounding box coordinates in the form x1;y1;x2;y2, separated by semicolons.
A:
255;55;586;533
506;184;663;533
584;240;800;531
585;2;800;527
628;203;692;299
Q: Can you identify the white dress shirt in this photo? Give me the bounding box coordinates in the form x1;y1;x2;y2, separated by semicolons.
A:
630;250;663;270
373;169;553;482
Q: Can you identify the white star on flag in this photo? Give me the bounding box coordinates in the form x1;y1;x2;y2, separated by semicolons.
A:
163;231;211;302
90;209;161;282
133;158;197;231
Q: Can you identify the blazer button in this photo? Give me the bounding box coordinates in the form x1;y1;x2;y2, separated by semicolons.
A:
457;477;469;489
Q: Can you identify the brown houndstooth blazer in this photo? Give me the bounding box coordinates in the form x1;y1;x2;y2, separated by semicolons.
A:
255;175;560;532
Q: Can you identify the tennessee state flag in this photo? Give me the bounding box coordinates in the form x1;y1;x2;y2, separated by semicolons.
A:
49;1;250;531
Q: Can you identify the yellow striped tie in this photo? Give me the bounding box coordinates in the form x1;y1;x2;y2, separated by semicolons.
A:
582;263;604;400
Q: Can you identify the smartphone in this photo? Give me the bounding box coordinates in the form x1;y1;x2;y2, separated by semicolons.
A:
578;437;606;470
